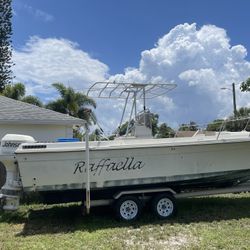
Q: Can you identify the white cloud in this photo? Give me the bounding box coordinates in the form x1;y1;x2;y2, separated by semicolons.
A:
20;4;54;22
13;36;109;92
12;23;250;131
13;37;111;131
34;9;54;22
110;23;250;127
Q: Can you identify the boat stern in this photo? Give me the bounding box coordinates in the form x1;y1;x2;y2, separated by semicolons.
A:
0;155;22;210
0;134;35;211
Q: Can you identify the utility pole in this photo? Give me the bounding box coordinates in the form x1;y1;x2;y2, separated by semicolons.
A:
232;83;237;118
221;83;237;118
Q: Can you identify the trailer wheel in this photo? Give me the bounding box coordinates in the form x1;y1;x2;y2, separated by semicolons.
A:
151;193;176;219
0;162;6;189
115;196;142;221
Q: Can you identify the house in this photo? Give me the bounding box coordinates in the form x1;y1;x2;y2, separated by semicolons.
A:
0;96;85;141
175;130;216;137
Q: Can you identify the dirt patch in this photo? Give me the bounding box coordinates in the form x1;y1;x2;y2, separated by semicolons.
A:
124;231;198;249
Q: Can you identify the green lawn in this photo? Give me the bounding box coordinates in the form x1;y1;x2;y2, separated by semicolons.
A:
0;193;249;250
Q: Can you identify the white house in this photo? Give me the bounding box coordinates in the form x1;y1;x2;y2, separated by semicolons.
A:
0;96;85;141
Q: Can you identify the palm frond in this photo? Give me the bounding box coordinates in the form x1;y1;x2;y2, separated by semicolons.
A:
76;93;96;108
52;83;67;97
46;99;67;114
78;108;96;125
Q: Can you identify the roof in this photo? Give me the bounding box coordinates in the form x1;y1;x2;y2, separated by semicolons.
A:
175;130;216;137
0;96;86;125
175;131;196;138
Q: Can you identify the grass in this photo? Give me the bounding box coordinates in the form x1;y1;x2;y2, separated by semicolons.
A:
0;193;250;250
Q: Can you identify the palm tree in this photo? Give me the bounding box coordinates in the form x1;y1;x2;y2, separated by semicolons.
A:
46;83;96;125
240;77;250;92
1;83;43;107
22;95;43;107
2;83;25;100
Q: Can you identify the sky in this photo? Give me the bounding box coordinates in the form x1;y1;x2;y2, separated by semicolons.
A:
11;0;250;132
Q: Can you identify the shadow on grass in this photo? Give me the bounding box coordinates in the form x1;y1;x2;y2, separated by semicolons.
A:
0;194;249;237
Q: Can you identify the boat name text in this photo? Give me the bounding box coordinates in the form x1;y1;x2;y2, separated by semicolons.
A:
74;157;145;176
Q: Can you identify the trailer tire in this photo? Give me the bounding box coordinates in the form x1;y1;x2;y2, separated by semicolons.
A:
151;193;176;219
0;162;6;189
115;196;142;221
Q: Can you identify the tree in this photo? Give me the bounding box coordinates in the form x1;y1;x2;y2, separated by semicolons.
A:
226;107;250;131
45;98;65;114
206;119;224;131
89;128;104;141
178;121;198;131
235;107;250;118
22;95;43;107
151;113;159;136
114;113;162;137
115;121;134;136
156;123;175;138
2;83;25;99
1;82;43;106
0;0;13;92
206;108;250;132
240;77;250;92
46;83;96;125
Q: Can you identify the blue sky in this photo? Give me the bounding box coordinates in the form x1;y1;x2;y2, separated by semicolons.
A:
11;0;250;131
13;0;250;73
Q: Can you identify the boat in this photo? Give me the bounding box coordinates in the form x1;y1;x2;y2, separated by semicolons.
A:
1;82;250;220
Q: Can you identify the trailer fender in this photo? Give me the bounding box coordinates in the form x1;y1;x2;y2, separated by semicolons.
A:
113;187;176;200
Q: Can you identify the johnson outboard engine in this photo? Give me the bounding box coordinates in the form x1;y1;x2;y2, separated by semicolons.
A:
0;134;35;210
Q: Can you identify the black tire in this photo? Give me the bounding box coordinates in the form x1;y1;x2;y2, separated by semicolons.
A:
151;193;176;219
0;162;6;189
115;196;142;221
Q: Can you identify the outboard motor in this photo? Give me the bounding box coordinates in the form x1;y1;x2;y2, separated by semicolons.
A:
0;134;35;210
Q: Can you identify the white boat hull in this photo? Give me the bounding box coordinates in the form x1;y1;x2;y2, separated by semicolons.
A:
15;137;250;199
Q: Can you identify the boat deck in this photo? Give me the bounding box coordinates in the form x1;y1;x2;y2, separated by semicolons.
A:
15;131;250;153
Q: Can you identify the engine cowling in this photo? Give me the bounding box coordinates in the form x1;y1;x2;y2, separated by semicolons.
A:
0;134;35;210
0;134;35;154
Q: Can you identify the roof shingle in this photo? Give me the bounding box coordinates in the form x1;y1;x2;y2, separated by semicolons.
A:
0;96;85;125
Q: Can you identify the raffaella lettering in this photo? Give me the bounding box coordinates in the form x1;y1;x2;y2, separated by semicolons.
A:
74;157;145;176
